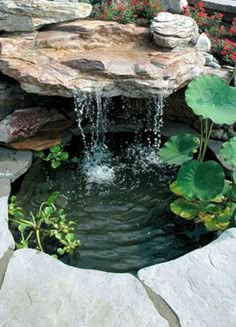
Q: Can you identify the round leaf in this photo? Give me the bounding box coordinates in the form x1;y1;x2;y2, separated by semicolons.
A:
170;198;198;219
219;137;236;169
185;76;236;124
177;160;225;201
160;133;200;165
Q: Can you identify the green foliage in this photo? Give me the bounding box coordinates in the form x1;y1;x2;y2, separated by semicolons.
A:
92;0;165;25
219;137;236;170
177;160;225;201
160;133;200;165
8;193;80;257
160;72;236;232
35;145;69;169
185;76;236;125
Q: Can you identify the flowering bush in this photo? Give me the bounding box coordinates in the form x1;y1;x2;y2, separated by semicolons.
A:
92;0;165;24
182;2;236;66
215;38;236;65
182;2;224;36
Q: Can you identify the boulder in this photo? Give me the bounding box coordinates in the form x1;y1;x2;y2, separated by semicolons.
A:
0;249;168;327
0;147;32;182
138;228;236;327
151;12;199;48
0;0;92;32
0;107;66;143
195;33;211;52
0;20;205;98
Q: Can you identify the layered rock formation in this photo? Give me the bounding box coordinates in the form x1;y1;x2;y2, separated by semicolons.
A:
0;0;92;32
0;20;206;98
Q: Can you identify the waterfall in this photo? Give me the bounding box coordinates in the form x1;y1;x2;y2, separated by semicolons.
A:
73;91;165;183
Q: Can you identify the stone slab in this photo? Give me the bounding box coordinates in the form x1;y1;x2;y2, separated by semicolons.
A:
138;228;236;327
0;249;168;327
188;0;236;14
0;0;92;32
0;147;32;182
0;179;14;288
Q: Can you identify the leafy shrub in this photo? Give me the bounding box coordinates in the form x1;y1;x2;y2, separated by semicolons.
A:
92;0;165;24
182;2;236;66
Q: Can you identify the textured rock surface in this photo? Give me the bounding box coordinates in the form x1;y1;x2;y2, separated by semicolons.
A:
151;13;199;48
0;179;14;288
138;228;236;327
0;0;92;32
0;147;32;181
0;107;66;143
0;20;205;98
195;33;211;52
0;249;168;327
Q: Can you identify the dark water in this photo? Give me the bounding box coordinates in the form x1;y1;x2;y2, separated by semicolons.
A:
14;151;213;274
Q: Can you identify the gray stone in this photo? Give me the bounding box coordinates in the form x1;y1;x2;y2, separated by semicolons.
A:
138;228;236;327
0;249;168;327
0;147;32;182
195;33;211;52
0;179;14;288
165;0;188;13
203;52;221;68
151;12;199;48
0;0;92;32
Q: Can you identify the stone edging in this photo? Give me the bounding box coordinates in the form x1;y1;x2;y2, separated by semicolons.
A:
0;147;236;326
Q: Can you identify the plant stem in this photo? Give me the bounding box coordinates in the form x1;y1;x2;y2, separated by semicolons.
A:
36;229;44;252
227;66;236;86
201;120;214;162
197;117;204;162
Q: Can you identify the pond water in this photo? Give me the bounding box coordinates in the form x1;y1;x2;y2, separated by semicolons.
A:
14;138;213;274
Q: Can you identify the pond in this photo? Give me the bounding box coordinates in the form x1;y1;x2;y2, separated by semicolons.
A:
12;135;214;274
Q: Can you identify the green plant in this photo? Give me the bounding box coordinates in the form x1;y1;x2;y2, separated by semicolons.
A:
8;192;80;257
35;145;69;169
92;0;165;24
160;72;236;231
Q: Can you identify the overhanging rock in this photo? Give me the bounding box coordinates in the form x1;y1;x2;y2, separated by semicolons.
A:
0;20;206;98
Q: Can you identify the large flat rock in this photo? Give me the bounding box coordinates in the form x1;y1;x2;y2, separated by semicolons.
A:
0;0;92;32
0;20;206;98
0;147;32;181
138;228;236;327
0;249;168;327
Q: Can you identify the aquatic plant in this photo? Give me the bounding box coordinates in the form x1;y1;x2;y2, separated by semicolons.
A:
35;144;69;169
8;192;80;257
160;73;236;231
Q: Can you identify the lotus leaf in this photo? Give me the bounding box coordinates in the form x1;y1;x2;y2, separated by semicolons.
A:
204;207;231;231
177;160;225;201
170;198;198;219
160;133;200;165
219;137;236;169
185;76;236;124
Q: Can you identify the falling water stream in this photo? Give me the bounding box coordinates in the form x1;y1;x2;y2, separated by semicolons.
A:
14;93;213;274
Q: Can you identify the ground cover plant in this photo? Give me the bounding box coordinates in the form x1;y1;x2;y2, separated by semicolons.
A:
160;71;236;231
182;2;236;66
9;192;80;257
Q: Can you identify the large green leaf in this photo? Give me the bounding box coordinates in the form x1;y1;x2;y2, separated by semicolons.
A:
177;160;225;201
160;133;200;165
185;76;236;124
219;137;236;169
